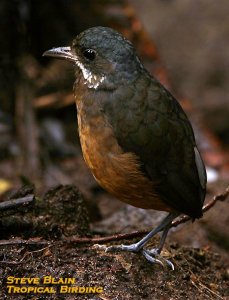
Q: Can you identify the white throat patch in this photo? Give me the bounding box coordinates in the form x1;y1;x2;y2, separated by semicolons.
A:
74;58;105;89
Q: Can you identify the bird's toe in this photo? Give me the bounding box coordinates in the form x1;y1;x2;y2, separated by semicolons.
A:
142;249;175;270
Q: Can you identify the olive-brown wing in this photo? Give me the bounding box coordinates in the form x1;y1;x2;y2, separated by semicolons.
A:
104;79;206;218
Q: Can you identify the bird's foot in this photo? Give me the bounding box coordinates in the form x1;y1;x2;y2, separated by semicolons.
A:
94;244;174;270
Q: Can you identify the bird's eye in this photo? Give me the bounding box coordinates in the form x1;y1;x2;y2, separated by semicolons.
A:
83;49;96;61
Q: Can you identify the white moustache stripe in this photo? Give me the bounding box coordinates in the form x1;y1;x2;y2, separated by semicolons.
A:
75;58;105;89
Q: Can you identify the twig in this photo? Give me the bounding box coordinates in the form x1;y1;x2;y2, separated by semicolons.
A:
65;185;229;244
64;232;145;244
0;194;34;212
0;238;49;247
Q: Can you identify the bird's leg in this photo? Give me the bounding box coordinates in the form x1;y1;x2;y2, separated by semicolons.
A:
142;220;176;269
97;212;178;268
106;212;177;252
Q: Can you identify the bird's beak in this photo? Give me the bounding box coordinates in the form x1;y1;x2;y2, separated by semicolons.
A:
43;46;76;63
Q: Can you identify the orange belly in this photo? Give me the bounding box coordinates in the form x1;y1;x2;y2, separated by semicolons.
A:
76;101;172;212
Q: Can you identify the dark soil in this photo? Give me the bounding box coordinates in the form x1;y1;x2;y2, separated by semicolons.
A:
1;243;228;300
0;185;228;300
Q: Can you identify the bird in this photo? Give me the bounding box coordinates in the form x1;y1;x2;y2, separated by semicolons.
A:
43;26;207;269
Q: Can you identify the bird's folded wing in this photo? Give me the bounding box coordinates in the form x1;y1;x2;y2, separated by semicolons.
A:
105;80;206;218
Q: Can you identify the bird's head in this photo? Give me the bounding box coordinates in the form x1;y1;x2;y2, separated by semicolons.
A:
43;26;143;90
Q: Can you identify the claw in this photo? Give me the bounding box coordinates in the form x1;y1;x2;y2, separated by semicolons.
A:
165;259;175;271
143;248;175;270
142;249;164;267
